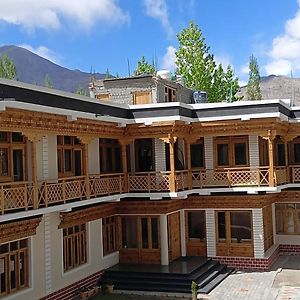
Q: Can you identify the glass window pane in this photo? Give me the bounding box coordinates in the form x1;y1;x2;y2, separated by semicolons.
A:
64;136;72;145
0;132;8;142
0;148;8;176
230;211;252;242
19;252;25;286
151;218;159;249
12;132;23;143
191;144;204;168
277;144;286;166
294;144;300;163
217;212;226;241
10;255;16;290
286;211;295;233
188;211;206;240
122;218;138;248
141;218;149;248
106;148;113;172
114;148;121;172
64;149;72;172
0;257;6;293
234;143;247;165
217;144;229;166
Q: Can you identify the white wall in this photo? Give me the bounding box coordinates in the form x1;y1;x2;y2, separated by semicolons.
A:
154;138;166;171
252;208;264;258
206;209;216;257
204;137;213;169
249;135;259;168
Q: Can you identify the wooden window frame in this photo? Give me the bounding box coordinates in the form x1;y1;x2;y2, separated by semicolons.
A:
99;139;122;174
190;138;205;169
275;203;300;235
57;136;84;178
0;132;27;183
289;137;300;164
134;139;155;172
63;224;87;272
103;216;117;256
214;136;249;168
0;238;29;296
215;210;253;244
132;91;151;105
96;93;111;101
186;210;206;242
164;86;176;102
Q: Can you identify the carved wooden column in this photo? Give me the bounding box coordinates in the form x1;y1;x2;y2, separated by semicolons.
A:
78;136;96;200
119;139;133;193
267;131;276;187
184;139;192;189
23;132;44;209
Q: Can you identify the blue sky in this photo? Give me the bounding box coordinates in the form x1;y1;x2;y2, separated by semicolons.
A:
0;0;299;85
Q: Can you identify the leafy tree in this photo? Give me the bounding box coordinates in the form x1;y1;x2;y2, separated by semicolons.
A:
176;21;240;102
76;85;86;96
134;56;156;76
44;74;53;88
0;54;17;80
247;55;262;100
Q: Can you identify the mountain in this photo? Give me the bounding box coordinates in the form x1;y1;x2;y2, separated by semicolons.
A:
238;75;300;105
0;45;105;93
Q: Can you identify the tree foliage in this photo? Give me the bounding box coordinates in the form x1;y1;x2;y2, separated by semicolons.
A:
176;21;240;102
134;56;156;76
105;68;111;79
0;54;17;80
76;85;86;96
44;74;53;88
247;55;262;100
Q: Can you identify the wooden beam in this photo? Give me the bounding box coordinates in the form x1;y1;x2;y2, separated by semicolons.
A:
267;131;276;187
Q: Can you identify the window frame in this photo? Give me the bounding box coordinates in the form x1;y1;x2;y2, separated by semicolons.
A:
190;139;205;169
186;210;206;242
99;139;122;174
275;203;300;235
102;216;117;256
164;86;176;102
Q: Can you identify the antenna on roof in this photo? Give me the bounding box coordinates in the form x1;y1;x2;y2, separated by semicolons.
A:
127;59;131;77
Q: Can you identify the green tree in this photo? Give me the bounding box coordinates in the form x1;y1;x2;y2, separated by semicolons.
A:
105;68;111;79
44;74;53;88
134;56;156;76
0;54;17;80
76;85;86;96
176;21;240;102
247;55;262;100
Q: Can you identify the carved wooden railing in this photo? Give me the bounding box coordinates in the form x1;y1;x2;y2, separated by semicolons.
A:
175;170;189;191
291;165;300;183
274;166;288;185
128;171;171;192
191;167;270;188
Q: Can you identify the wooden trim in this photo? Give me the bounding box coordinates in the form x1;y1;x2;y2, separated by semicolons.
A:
96;93;110;101
132;91;151;105
102;216;117;256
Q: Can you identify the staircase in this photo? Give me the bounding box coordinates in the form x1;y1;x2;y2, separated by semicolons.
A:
101;257;233;294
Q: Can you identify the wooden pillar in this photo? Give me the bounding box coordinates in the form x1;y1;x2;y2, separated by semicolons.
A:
185;139;192;189
284;140;290;183
31;140;39;209
268;131;275;187
119;139;133;193
169;137;176;193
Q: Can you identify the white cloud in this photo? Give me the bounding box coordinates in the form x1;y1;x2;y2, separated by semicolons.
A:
214;55;231;69
238;80;247;87
19;44;59;64
240;63;249;75
161;46;176;71
144;0;173;38
264;1;300;75
0;0;129;31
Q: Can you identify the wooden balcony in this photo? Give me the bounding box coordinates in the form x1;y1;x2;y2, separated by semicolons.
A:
1;166;300;215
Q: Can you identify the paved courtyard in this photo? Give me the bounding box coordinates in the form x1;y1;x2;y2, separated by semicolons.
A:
208;256;300;300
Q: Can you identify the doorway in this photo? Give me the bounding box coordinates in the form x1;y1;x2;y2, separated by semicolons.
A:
168;212;181;261
74;149;82;176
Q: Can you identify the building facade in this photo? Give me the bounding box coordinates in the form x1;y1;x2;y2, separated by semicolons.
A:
0;77;299;299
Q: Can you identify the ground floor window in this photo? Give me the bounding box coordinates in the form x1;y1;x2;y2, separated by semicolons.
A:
103;217;116;256
187;211;206;241
0;238;29;296
276;203;300;234
63;224;87;272
216;211;252;243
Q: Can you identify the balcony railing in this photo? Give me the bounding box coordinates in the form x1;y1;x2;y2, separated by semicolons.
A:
1;166;300;214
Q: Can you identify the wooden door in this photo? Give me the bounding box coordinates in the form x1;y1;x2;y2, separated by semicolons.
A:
168;212;181;261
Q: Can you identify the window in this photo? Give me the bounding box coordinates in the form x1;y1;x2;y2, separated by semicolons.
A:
214;136;249;168
135;139;154;172
187;211;206;241
63;224;87;272
103;217;116;256
99;139;122;174
190;139;205;168
57;136;83;177
0;132;26;182
275;203;300;235
0;239;29;296
133;91;151;105
164;86;176;102
96;93;110;101
277;143;286;166
216;211;252;243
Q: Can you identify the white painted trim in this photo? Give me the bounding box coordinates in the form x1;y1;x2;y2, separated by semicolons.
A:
160;214;169;266
180;210;186;257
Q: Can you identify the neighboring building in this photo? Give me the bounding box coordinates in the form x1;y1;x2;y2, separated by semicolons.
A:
89;73;194;105
0;77;300;299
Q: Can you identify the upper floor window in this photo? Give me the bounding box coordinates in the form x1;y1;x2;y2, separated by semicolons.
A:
214;136;249;168
0;132;26;182
96;93;110;101
57;136;83;177
63;224;87;272
164;86;176;102
99;139;121;174
132;91;151;105
190;139;205;169
0;238;29;296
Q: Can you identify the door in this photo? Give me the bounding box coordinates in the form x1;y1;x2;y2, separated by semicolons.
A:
74;149;82;176
168;212;181;261
12;149;24;181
